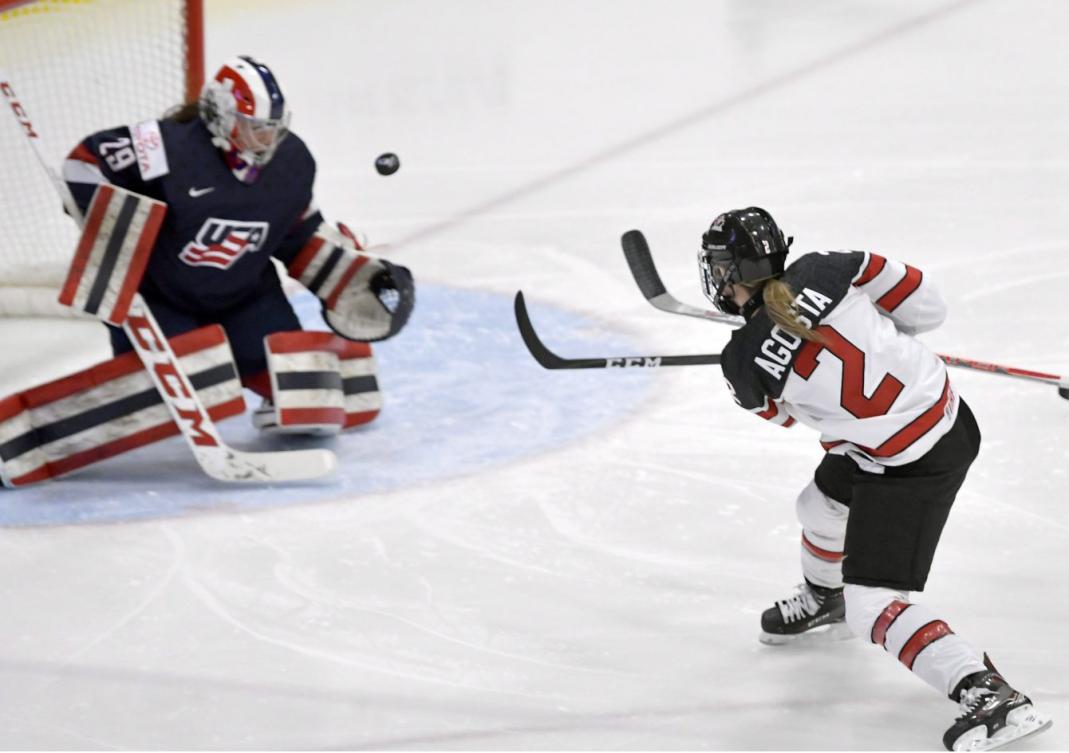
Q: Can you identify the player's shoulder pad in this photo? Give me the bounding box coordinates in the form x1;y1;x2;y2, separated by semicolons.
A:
780;250;864;322
720;312;778;409
277;129;316;179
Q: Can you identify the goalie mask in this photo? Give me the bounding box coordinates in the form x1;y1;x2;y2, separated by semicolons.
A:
698;206;792;317
200;55;291;184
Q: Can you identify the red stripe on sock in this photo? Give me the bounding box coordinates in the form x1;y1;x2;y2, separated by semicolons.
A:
871;600;910;646
801;533;843;562
898;620;953;670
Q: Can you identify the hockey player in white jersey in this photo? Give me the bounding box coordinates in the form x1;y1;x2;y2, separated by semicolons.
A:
701;207;1051;751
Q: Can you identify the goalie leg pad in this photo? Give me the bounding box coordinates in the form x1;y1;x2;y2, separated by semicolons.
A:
258;331;381;434
0;325;245;487
58;183;166;325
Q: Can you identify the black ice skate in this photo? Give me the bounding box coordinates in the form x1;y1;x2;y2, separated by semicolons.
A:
759;581;848;645
943;670;1051;751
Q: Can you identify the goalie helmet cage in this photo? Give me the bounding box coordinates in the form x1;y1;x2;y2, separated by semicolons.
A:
0;0;204;317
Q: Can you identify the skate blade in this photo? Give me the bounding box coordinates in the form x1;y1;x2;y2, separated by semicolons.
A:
759;621;853;646
952;705;1052;751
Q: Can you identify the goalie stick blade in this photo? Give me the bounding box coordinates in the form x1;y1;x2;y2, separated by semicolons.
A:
513;291;721;370
620;230;744;326
199;446;337;483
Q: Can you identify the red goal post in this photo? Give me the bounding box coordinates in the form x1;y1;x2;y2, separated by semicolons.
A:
0;0;203;317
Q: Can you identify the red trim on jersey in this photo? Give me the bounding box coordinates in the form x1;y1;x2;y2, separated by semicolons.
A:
820;439;846;451
325;255;369;310
67;143;100;165
898;620;953;670
58;184;113;307
279;407;346;427
801;533;843;562
286;235;326;279
782;416;796;427
854;254;886;286
876;265;923;312
757;400;780;420
863;377;951;459
871;600;910;646
343;409;380;428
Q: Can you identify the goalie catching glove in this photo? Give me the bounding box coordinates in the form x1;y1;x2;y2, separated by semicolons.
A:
287;223;414;342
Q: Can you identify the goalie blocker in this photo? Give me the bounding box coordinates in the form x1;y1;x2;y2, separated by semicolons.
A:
0;326;244;487
287;223;415;342
57;183;165;325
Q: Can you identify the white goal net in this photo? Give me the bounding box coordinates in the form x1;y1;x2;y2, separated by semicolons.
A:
0;0;202;316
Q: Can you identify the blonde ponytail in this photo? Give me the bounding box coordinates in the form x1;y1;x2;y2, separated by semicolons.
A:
762;278;823;342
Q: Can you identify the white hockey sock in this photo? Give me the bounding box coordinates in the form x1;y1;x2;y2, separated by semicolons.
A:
871;598;987;697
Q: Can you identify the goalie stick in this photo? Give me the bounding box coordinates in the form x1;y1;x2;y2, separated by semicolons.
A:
1;75;337;482
514;292;719;369
621;229;1069;400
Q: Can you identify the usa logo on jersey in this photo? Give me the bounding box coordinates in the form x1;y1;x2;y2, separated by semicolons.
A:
179;218;270;270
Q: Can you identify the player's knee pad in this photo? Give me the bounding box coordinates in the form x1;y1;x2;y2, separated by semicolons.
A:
0;325;244;487
254;330;381;435
796;479;849;588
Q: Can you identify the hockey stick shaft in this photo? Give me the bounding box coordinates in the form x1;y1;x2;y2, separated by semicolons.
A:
1;76;336;481
514;291;720;369
621;229;1069;398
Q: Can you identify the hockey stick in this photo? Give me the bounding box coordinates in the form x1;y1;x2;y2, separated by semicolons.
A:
621;229;1069;400
1;76;336;481
514;291;720;369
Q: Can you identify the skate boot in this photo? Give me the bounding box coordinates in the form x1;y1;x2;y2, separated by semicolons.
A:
943;670;1051;751
759;580;848;645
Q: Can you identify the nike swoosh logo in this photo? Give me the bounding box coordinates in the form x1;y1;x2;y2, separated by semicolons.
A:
188;186;215;198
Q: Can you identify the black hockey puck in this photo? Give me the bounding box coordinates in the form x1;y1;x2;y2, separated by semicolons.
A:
375;152;400;176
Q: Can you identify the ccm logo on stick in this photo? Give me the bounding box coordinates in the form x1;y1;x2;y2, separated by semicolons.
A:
1;82;37;138
607;357;662;368
126;314;220;447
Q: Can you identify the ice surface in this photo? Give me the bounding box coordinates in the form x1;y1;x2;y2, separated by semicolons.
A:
1;0;1066;749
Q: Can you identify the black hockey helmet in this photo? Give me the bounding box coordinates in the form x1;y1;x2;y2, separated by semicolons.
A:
698;206;792;315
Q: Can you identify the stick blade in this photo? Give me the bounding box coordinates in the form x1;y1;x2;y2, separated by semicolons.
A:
199;447;338;483
621;229;668;300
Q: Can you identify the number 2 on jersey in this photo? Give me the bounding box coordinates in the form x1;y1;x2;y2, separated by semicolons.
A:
794;326;904;418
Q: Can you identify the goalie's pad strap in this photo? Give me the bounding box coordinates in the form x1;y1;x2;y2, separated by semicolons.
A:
0;326;244;487
58;183;166;325
265;331;381;432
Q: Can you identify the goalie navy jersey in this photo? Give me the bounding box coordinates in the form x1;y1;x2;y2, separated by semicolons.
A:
62;117;323;312
720;251;956;467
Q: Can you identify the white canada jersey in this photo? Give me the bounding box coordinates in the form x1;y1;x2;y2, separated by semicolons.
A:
720;250;956;468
